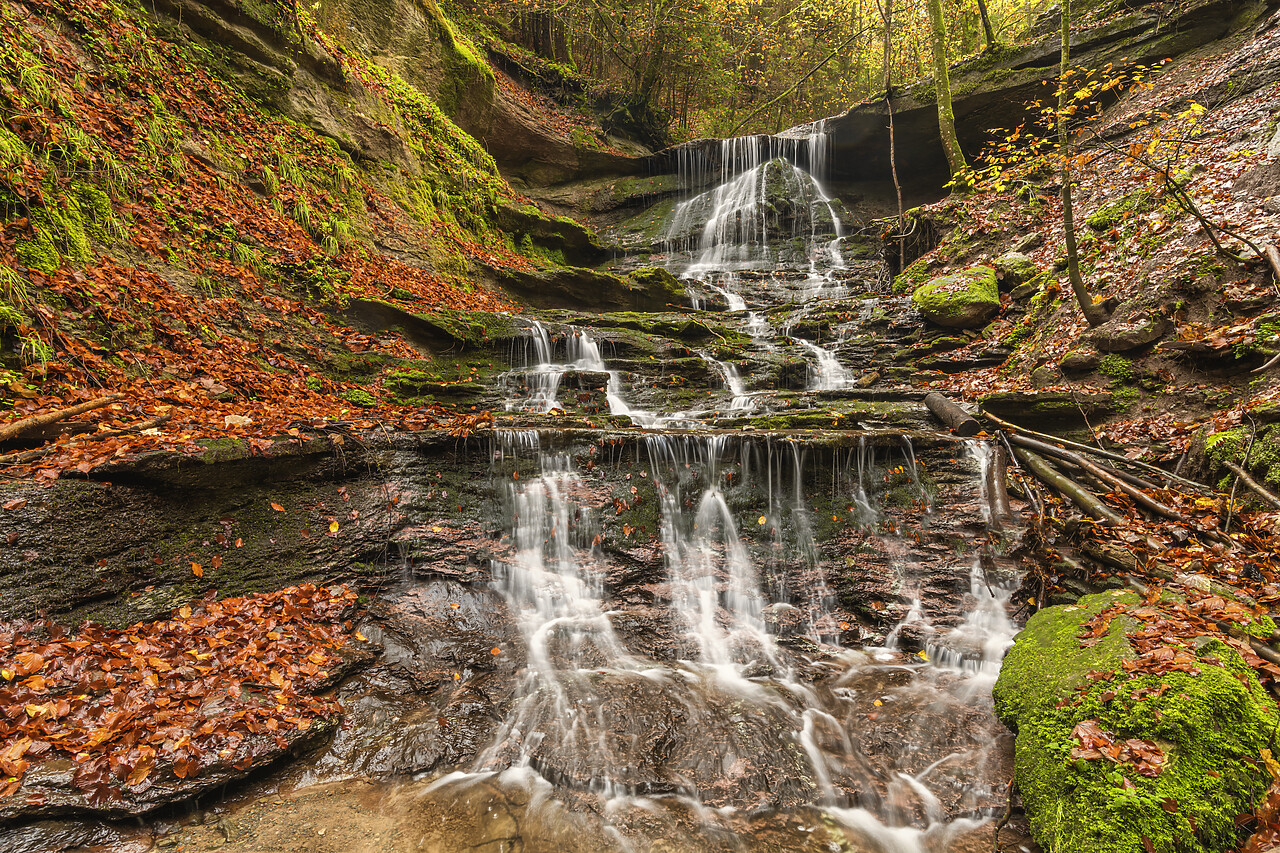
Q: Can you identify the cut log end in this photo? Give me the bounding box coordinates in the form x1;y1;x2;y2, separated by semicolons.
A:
923;392;980;436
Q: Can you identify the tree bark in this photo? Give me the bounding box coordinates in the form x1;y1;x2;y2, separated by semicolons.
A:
976;0;996;48
881;0;906;272
924;0;967;178
1057;0;1108;326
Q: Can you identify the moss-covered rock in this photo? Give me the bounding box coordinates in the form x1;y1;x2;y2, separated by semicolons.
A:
994;251;1039;289
626;266;686;306
995;592;1278;853
910;265;1001;328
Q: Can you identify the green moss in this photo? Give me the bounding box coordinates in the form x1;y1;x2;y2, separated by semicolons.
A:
911;265;1000;328
996;592;1278;853
1098;354;1135;383
72;181;114;241
1086;188;1154;230
15;233;60;274
627;266;686;303
340;387;378;407
892;257;932;295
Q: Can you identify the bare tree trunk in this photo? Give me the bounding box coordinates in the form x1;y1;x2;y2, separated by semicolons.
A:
1057;0;1108;327
924;0;967;177
976;0;996;47
881;0;906;272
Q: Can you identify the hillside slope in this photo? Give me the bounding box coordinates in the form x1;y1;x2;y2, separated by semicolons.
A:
0;0;651;477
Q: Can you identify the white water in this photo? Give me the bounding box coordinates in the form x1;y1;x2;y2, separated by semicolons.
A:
440;121;1021;851
797;337;852;391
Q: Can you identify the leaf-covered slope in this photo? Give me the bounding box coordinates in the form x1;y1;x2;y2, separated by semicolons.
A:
0;0;581;477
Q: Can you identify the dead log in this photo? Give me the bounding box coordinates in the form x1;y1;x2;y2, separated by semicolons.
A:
923;392;980;436
1013;446;1124;526
0;413;174;465
982;408;1212;494
991;443;1013;524
1224;461;1280;510
0;394;123;445
1010;435;1183;521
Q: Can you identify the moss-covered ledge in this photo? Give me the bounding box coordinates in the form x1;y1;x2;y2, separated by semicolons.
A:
994;591;1278;853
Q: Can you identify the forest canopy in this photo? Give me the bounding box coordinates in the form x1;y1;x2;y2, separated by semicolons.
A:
444;0;1051;142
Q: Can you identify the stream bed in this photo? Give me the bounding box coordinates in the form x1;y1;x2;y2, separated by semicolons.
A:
11;125;1040;853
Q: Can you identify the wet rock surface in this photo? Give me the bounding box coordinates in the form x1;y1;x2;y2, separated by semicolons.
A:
1;123;1037;853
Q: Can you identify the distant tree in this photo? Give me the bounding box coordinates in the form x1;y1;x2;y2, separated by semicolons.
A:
976;0;997;48
1056;0;1109;327
924;0;967;178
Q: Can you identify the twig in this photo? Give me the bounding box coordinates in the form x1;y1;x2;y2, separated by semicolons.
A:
981;409;1212;494
1013;446;1125;526
0;394;123;444
1223;460;1280;510
992;776;1015;852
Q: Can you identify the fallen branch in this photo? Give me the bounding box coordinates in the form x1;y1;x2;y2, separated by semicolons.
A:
1266;244;1280;291
0;412;169;465
1010;435;1183;521
1013;446;1124;526
924;392;981;436
1223;460;1280;510
981;408;1213;494
0;394;123;445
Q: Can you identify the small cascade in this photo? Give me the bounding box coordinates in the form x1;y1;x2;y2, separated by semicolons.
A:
480;434;638;786
503;320;562;413
797;338;851;391
665;123;844;274
646;435;779;675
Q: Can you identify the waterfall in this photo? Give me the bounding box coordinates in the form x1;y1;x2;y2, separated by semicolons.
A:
405;117;1024;853
664;125;844;274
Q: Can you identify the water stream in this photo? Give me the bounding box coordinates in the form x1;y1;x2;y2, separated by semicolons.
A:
405;123;1025;852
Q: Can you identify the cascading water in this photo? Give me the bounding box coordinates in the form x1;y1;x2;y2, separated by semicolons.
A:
399;120;1026;853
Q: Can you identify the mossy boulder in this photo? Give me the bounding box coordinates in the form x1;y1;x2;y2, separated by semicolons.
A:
995;591;1278;853
910;265;1001;328
994;251;1039;289
627;266;687;307
1086;311;1171;352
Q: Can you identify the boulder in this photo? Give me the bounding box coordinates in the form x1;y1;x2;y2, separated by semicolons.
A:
994;252;1039;289
1029;364;1060;388
1059;348;1101;373
1087;311;1171;352
911;266;1001;328
994;591;1278;853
